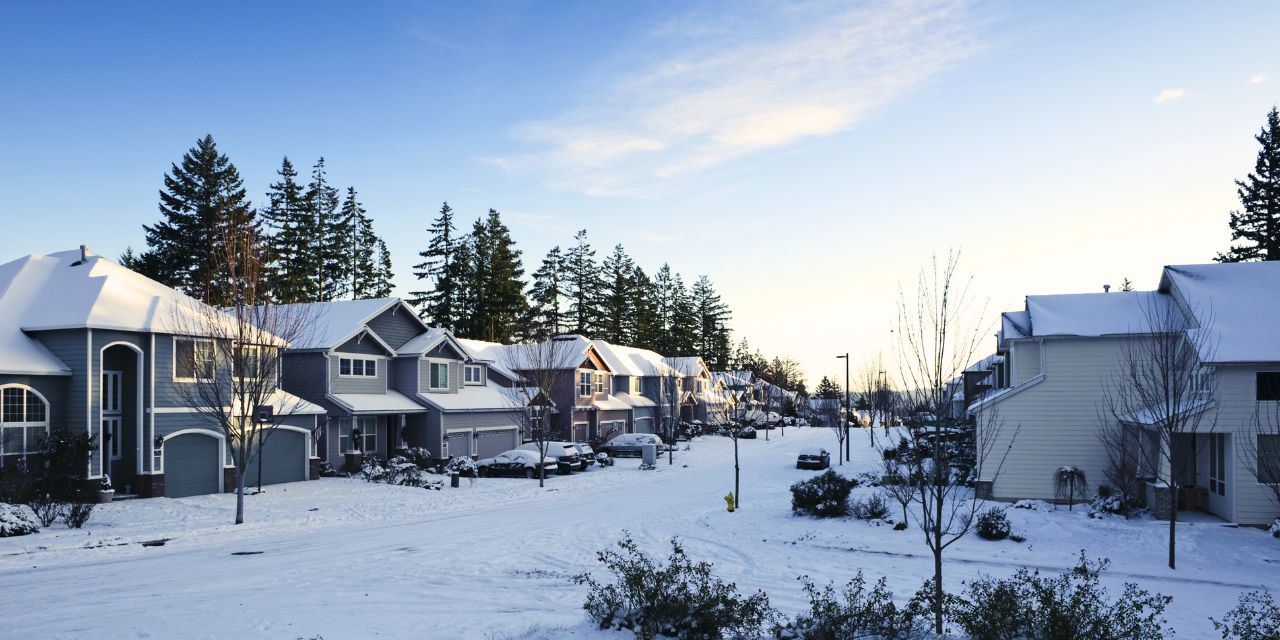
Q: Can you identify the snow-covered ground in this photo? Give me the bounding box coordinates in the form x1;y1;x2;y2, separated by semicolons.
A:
1;427;1277;639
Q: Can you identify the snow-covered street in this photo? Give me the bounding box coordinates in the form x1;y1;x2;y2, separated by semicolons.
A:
2;427;1277;639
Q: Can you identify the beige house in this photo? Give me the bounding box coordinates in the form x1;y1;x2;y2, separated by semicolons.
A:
972;262;1280;526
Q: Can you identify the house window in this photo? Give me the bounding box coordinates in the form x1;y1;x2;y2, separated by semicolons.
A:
579;372;593;397
339;357;378;378
1257;435;1280;484
174;338;215;381
101;371;122;414
1208;432;1226;497
428;362;449;390
104;416;122;460
0;386;48;456
631;378;643;395
594;373;604;394
234;345;268;379
464;365;483;385
1257;372;1280;401
338;417;377;453
529;411;544;440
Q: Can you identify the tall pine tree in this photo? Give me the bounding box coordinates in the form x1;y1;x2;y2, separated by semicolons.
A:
691;275;732;367
651;263;678;354
1218;107;1280;262
343;187;394;299
409;202;463;329
522;245;567;341
564;229;602;336
669;273;699;355
304;158;348;300
599;244;638;343
630;264;661;350
260;157;311;302
459;210;527;342
130;134;259;305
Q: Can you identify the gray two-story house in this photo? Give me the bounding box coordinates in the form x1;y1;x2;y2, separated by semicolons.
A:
594;340;668;435
0;248;323;499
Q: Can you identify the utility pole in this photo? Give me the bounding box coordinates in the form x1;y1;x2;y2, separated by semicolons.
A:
837;353;850;462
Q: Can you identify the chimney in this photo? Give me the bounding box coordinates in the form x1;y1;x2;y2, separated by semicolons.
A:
1103;284;1111;293
80;245;89;262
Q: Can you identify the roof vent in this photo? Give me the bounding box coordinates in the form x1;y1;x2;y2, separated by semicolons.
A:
70;244;91;267
1103;284;1111;293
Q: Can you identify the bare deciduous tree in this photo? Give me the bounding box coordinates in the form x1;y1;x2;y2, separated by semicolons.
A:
169;224;318;525
893;250;992;635
1100;297;1216;570
501;338;580;488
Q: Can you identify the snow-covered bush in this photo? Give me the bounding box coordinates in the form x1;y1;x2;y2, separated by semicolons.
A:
402;447;436;471
1211;590;1280;640
947;552;1170;640
850;492;891;522
1088;484;1141;519
1013;499;1048;511
775;572;931;640
361;456;443;490
574;535;774;640
790;470;858;518
359;455;387;482
0;503;39;537
62;501;94;529
1268;518;1279;539
976;507;1011;541
445;456;477;478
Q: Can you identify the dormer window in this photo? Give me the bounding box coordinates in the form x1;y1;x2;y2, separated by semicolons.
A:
339;357;377;378
464;365;484;385
578;372;592;397
631;378;642;395
594;372;604;394
428;362;449;390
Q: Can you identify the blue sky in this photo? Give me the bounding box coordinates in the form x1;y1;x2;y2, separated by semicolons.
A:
2;1;1278;386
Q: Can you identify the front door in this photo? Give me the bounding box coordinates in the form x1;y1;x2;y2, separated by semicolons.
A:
102;370;122;480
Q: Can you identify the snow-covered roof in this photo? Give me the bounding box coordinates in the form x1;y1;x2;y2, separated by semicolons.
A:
1118;395;1215;426
1019;291;1173;338
613;392;656;408
664;356;708;378
592;340;676;377
0;249;244;376
326;390;427;414
415;385;539;413
1160;261;1280;363
273;298;423;351
593;396;632;411
255;389;327;416
455;339;521;381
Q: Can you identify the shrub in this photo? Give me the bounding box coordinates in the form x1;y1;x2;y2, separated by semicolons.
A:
62;501;95;529
0;503;40;537
851;492;891;522
976;507;1011;541
574;535;774;639
1211;590;1280;640
790;470;858;518
948;552;1170;640
445;456;478;478
24;432;98;528
360;456;443;490
1269;519;1279;539
776;572;931;640
402;447;436;470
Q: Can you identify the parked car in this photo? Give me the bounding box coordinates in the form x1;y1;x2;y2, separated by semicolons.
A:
572;443;596;470
737;426;757;439
516;441;581;474
476;449;559;478
796;447;830;470
601;433;665;457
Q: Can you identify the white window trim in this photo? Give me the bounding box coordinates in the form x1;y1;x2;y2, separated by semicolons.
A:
426;359;451;391
104;416;123;460
337;354;380;378
102;370;123;414
172;337;215;383
631;377;642;395
463;364;484;385
1;384;50;456
578;371;593;397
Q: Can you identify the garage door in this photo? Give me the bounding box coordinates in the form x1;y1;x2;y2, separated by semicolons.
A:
634;417;654;434
246;429;307;487
476;429;517;459
164;432;221;498
445;430;471;458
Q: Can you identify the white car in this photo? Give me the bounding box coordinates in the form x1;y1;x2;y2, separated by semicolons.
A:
515;441;581;474
476;449;559;478
601;433;665;457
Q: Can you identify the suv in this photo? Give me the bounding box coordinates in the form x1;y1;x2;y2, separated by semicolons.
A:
796;447;830;470
516;441;581;474
572;443;596;470
601;433;665;457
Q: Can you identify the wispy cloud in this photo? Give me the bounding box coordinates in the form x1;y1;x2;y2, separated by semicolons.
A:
492;0;987;197
1251;72;1268;85
1153;88;1185;104
405;26;469;52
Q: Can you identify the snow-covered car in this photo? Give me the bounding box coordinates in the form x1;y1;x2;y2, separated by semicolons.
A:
796;447;830;470
737;426;758;439
476;449;558;478
516;441;581;474
600;433;664;457
572;443;596;470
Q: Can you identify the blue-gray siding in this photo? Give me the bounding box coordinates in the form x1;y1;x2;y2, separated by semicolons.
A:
366;306;423;350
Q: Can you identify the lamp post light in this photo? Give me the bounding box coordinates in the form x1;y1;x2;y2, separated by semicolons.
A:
836;353;850;462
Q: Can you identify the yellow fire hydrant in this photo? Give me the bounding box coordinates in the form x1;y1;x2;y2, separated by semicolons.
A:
724;491;736;512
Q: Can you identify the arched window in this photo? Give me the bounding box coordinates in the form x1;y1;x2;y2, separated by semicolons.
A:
1;385;49;456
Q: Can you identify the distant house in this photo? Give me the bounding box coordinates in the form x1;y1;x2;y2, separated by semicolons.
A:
493;335;628;443
664;356;713;423
0;248;324;498
972;262;1280;526
592;340;679;435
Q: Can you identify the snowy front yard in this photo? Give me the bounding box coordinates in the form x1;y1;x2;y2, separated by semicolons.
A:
1;427;1277;639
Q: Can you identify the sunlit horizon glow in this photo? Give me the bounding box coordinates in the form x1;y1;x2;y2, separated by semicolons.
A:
1;1;1278;388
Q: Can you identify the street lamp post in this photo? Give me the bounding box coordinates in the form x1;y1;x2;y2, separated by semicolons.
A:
837;353;850;462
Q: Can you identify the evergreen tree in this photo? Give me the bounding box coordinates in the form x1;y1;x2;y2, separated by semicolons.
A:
651;263;677;353
344;187;393;299
304;158;348;300
134;134;258;305
1218;107;1280;262
630;265;661;350
1119;277;1134;292
260;157;311;302
668;273;699;355
599;244;638;343
522;246;567;341
814;376;843;399
460;210;527;342
408;202;461;329
690;275;732;367
564;229;603;336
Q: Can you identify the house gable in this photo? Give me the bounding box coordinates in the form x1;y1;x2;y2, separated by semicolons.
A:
366;303;428;350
